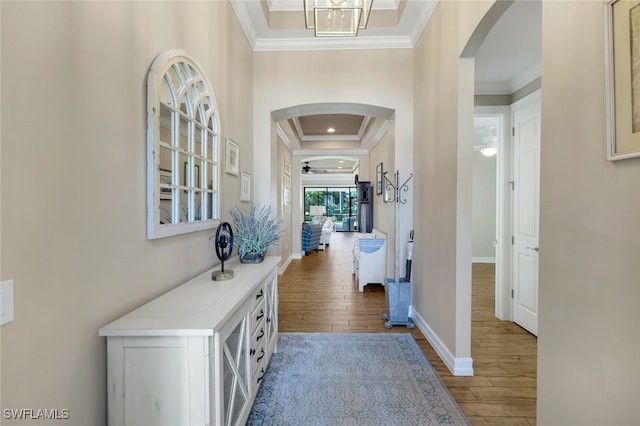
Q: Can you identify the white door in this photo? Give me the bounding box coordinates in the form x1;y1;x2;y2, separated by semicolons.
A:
511;91;541;336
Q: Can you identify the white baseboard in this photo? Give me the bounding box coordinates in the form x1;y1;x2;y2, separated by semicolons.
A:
278;255;293;275
472;257;495;263
292;252;302;260
409;306;474;376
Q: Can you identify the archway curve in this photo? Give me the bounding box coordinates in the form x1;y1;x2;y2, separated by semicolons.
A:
452;0;529;376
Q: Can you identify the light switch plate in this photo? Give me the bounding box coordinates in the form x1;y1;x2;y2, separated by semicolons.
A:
0;280;15;325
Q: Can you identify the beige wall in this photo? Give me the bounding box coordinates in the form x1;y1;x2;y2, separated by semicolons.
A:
276;136;292;266
414;0;640;422
1;2;253;424
412;0;490;360
472;151;496;259
538;1;640;423
369;116;395;279
253;49;414;270
2;1;639;424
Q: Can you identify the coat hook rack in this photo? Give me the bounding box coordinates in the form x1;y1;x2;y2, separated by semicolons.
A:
383;170;413;204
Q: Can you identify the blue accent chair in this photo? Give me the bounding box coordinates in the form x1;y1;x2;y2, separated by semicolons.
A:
301;223;323;255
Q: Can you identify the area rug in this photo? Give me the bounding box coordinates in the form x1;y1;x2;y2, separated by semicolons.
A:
247;333;470;425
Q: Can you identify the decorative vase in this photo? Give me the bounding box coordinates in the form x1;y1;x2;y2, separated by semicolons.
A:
240;251;265;264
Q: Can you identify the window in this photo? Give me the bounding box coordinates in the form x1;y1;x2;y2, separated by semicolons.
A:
146;50;220;239
303;186;356;231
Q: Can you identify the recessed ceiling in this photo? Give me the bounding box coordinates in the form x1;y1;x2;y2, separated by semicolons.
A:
241;1;541;171
230;0;439;51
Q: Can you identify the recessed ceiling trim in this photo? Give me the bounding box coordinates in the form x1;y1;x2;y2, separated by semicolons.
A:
361;118;389;151
301;135;361;142
268;0;401;12
291;117;305;140
275;122;293;150
273;102;394;122
293;148;369;156
253;35;414;52
358;116;372;139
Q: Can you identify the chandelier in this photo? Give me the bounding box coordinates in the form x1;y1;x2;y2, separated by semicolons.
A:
304;0;373;37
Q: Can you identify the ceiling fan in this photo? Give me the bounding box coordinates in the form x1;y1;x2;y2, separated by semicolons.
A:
302;161;327;174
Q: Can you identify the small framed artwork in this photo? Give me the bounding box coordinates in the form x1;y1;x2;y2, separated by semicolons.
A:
284;158;292;176
240;171;251;202
376;162;383;195
159;168;172;200
605;0;640;160
283;188;291;203
225;138;240;175
283;174;291;189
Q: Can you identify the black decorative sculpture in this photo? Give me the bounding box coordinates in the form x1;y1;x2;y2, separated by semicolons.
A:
211;222;235;281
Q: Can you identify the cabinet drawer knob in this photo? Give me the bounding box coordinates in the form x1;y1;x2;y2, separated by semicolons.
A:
256;289;264;300
256;328;265;342
256;310;264;321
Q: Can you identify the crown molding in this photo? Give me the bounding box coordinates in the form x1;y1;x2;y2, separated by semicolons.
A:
507;63;541;93
253;35;413;52
475;63;541;96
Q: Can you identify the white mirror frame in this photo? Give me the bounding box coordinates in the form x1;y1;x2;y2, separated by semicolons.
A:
146;49;220;239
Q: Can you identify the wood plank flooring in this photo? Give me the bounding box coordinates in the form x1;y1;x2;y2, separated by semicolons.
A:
278;232;537;425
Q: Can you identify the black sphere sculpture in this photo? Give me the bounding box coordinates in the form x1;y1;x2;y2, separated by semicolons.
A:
211;222;235;281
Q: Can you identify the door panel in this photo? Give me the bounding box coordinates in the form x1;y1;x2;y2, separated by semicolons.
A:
512;92;540;336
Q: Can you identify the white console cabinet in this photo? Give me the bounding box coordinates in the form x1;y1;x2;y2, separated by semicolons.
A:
99;257;279;426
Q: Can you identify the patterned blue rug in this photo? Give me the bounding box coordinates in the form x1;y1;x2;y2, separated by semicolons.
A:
247;333;470;425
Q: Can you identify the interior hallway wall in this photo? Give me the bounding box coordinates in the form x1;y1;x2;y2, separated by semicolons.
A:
472;151;496;261
369;115;396;279
537;1;640;423
412;0;491;365
1;2;253;424
253;49;414;275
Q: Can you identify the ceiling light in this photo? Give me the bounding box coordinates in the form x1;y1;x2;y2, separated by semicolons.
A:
327;127;335;133
480;146;498;157
479;135;497;156
304;0;373;37
339;160;345;163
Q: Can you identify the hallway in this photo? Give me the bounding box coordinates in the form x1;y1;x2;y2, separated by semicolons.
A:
278;232;537;425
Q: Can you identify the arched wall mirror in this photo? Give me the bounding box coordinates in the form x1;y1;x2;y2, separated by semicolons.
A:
146;49;220;239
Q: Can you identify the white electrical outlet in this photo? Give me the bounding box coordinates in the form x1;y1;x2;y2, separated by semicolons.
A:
0;280;15;325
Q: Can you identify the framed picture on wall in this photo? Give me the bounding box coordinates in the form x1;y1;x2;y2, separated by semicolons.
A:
240;171;251;201
605;0;640;160
284;158;291;176
376;162;383;195
225;138;240;175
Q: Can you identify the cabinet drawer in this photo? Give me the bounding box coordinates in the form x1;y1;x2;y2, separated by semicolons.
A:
251;284;266;311
250;339;266;371
251;299;266;332
251;363;267;395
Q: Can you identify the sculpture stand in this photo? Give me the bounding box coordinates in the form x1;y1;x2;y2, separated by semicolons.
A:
211;222;234;281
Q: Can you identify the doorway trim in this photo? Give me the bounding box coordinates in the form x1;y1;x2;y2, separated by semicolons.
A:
475;106;512;321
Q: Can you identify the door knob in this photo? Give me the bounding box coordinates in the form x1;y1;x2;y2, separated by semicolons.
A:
526;246;539;252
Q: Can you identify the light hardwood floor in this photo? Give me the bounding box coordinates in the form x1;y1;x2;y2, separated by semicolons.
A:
278;232;537;425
